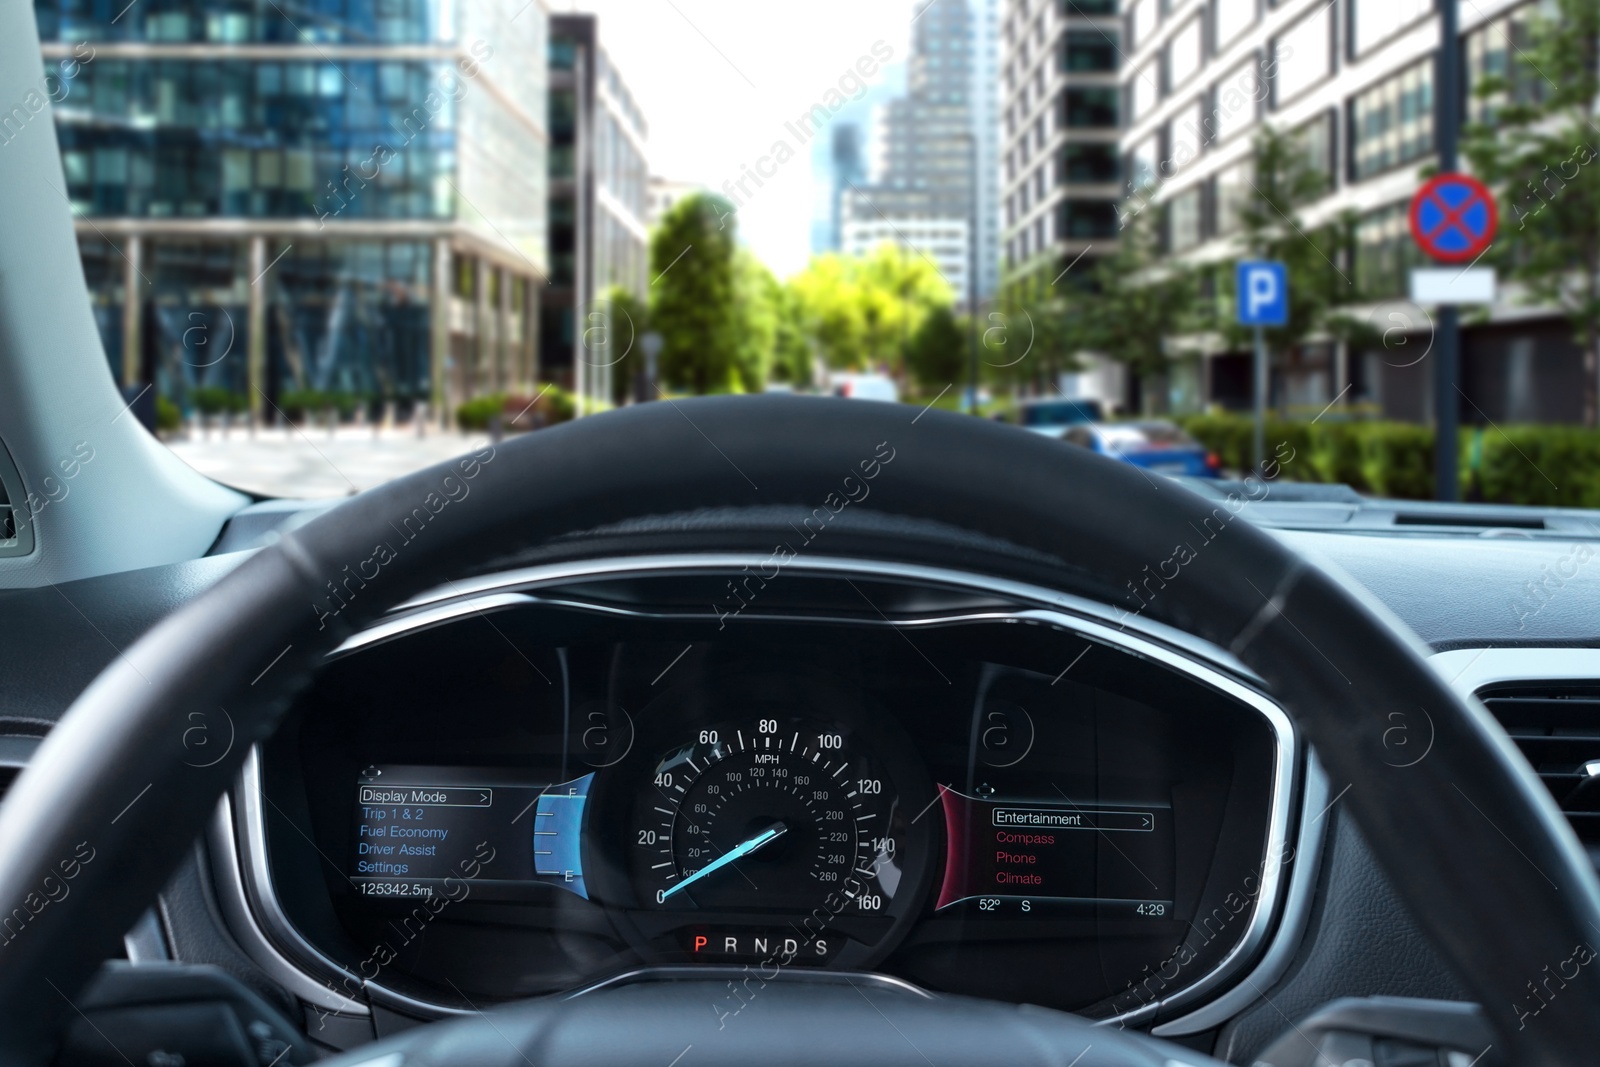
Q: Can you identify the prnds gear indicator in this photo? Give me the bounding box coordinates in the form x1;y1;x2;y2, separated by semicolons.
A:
936;787;1174;918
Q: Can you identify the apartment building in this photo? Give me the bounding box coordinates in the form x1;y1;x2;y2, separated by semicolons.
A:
1118;0;1578;421
1000;0;1123;297
546;14;650;413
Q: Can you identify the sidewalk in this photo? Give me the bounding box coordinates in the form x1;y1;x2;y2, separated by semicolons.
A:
164;424;494;499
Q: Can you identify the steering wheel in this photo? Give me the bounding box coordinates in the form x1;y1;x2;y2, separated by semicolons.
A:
0;396;1595;1066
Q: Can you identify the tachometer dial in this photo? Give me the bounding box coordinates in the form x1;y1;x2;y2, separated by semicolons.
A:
632;719;904;917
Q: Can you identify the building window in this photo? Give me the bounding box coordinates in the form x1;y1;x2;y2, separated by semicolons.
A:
1166;18;1203;91
1349;0;1433;59
1271;7;1331;105
1131;61;1159;122
1168;185;1204;251
1355;200;1427;298
1059;199;1121;237
1061;87;1120;127
1128;133;1161;191
1129;0;1158;49
1165;98;1206;174
1060;142;1121;182
1062;30;1120;72
1063;0;1118;14
1212;158;1253;235
1466;3;1549;125
1290;110;1335;191
1213;0;1257;52
1209;57;1263;144
1350;59;1433;181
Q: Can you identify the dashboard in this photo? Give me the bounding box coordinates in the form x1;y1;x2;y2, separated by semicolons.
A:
248;562;1294;1021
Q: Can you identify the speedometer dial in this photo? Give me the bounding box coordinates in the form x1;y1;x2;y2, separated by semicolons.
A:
588;669;938;969
635;719;901;915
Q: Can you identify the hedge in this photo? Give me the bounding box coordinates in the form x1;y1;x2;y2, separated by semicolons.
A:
456;385;582;432
1177;414;1600;507
189;386;247;416
277;389;363;420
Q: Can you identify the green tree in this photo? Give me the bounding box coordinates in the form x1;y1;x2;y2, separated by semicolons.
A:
1068;208;1199;411
599;284;647;406
788;245;952;376
733;251;778;393
789;253;868;370
1220;127;1368;360
986;290;1086;396
1462;0;1600;424
769;284;813;385
906;305;967;389
649;193;740;393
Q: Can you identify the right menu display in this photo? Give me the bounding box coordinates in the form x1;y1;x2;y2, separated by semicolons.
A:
935;787;1175;919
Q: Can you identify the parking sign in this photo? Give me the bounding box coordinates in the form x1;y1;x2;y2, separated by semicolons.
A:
1236;261;1288;327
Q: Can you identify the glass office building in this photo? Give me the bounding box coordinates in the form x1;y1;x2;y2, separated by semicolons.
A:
32;0;550;421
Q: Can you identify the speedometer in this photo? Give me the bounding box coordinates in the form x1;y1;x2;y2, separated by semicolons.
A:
635;719;898;914
594;670;937;969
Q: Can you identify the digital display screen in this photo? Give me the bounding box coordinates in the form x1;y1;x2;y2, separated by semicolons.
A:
351;765;592;899
935;787;1174;918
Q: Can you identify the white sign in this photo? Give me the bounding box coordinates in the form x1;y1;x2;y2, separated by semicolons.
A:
1409;267;1497;305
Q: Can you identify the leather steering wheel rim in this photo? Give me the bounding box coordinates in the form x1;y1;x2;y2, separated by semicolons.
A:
0;396;1594;1065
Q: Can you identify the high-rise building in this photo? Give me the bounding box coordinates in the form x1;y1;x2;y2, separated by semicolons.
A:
823;123;867;253
647;176;704;227
1000;0;1122;299
841;0;997;310
969;0;1002;301
545;14;650;414
1113;0;1580;421
32;0;552;423
806;75;902;258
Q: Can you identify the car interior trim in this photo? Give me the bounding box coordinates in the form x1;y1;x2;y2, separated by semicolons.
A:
330;591;538;657
1149;753;1331;1036
565;966;936;1001
376;552;1263;684
208;791;372;1017
1430;647;1600;699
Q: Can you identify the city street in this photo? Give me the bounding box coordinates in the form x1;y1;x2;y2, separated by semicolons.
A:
164;425;494;499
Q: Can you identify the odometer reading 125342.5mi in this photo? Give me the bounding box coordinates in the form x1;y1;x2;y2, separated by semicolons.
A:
631;718;907;918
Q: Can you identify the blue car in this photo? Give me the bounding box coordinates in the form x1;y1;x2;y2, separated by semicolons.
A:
1016;398;1105;437
1061;419;1222;478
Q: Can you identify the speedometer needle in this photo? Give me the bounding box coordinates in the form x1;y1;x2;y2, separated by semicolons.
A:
660;822;787;901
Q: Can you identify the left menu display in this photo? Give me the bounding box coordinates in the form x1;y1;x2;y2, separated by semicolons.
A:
350;765;592;900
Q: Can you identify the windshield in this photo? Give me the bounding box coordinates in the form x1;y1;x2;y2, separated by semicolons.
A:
1097;423;1199;452
1020;400;1104;427
25;0;1600;517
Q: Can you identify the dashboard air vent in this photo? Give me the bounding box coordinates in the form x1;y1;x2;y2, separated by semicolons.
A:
0;436;34;557
1482;685;1600;847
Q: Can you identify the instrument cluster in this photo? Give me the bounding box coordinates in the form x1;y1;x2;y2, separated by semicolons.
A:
255;573;1288;1019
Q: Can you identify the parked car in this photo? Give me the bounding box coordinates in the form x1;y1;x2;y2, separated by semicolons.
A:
1061;419;1222;477
830;373;899;402
1016;397;1105;436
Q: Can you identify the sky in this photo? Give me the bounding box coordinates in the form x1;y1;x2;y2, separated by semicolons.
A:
557;0;918;279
